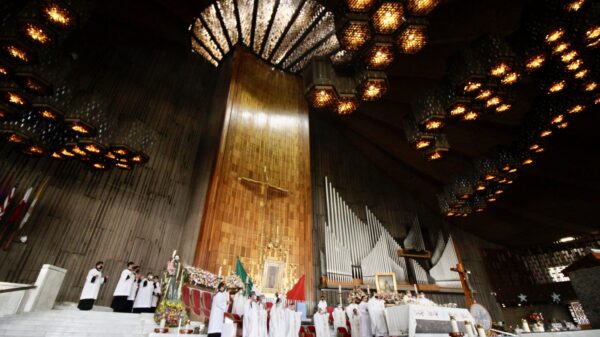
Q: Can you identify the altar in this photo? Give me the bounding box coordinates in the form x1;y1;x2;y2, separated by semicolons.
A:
385;304;475;337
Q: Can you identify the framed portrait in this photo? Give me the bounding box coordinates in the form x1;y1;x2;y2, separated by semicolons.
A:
261;259;285;295
375;272;397;293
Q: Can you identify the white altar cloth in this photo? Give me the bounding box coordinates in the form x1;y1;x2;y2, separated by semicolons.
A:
384;304;475;337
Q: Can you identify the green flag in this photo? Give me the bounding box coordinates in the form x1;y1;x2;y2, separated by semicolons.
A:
235;256;253;296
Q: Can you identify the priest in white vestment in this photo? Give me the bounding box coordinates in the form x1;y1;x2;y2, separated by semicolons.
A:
111;262;135;312
313;307;330;337
232;289;246;316
269;298;286;337
346;299;361;337
285;303;302;337
78;261;107;311
358;296;371;337
133;274;154;313
367;294;387;337
257;296;268;337
333;304;346;331
208;282;230;337
244;292;259;337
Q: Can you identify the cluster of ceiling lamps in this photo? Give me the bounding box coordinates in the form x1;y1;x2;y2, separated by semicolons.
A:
438;0;598;217
0;1;153;171
303;0;438;115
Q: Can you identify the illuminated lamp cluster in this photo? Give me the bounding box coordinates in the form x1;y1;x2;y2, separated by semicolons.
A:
371;2;405;34
338;18;372;52
396;21;428;54
362;38;395;70
406;0;440;15
356;70;388;101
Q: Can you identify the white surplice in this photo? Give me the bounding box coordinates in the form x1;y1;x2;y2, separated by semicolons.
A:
367;298;387;337
269;303;287;337
232;292;246;316
243;300;259;337
208;290;229;334
113;269;135;297
333;306;346;331
258;303;268;337
133;278;153;310
359;301;371;337
285;307;302;337
345;303;361;337
152;281;161;307
314;312;330;337
317;300;328;312
80;268;106;300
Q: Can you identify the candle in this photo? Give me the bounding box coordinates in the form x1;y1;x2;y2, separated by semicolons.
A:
413;284;418;295
160;318;166;329
339;285;342;293
465;321;475;337
522;319;531;333
367;285;371;295
178;318;182;336
476;325;486;337
218;266;222;277
172;250;177;258
450;316;459;333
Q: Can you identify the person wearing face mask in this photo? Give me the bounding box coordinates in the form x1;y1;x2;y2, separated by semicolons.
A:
111;261;136;312
133;273;155;313
78;261;107;311
126;265;141;312
151;275;161;313
208;282;229;337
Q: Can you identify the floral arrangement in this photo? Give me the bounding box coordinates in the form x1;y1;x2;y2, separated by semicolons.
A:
154;299;189;327
185;265;218;289
224;274;244;289
347;287;367;303
382;292;403;304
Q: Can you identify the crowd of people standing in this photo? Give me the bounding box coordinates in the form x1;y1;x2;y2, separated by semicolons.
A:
77;261;161;313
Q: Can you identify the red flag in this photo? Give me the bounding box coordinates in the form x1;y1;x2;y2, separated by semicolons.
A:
0;187;33;246
286;275;305;301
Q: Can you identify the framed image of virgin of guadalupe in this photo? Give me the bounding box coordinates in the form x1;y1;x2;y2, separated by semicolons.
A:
375;272;397;294
262;259;285;295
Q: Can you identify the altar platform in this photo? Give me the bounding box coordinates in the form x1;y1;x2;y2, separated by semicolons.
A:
385;304;475;337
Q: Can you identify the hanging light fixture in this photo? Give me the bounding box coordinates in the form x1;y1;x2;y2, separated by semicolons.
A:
362;36;395;70
412;85;447;131
40;1;76;29
0;102;18;121
345;0;377;13
20;21;55;46
403;115;435;150
1;40;35;64
0;110;59;156
447;49;487;95
525;54;546;72
475;35;519;81
1;82;30;108
396;19;428;54
15;73;53;96
584;25;600;48
371;2;405;34
406;0;439;15
356;70;388;101
337;15;372;52
424;133;449;160
333;76;359;115
303;58;338;109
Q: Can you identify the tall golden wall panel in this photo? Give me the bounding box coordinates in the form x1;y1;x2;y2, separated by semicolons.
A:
195;48;313;300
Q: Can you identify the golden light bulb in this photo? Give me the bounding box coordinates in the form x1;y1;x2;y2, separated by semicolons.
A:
27;145;44;155
462;111;479;121
540;129;552;138
509;168;517;173
60;148;75;157
553;42;570;54
25;23;50;44
335;98;358;115
526;55;545;70
41;110;58;121
587;26;600;40
551;114;565;124
0;66;7;75
566;59;583;71
535;147;545;153
476;89;493;100
487;197;497;202
93;163;106;170
584;81;597;92
566;0;585;12
545;29;564;43
548;80;566;94
522;158;533;165
485;96;501;108
7;134;24;143
428;151;442;160
496;104;511;113
72;146;86;156
495;189;504;195
484;174;495;181
44;5;72;26
574;69;589;79
85;144;101;154
501;72;519;85
463;81;482;93
449;104;466;116
71;124;90;134
425;120;443;130
415;140;431;149
561;50;578;63
6;45;29;62
51;152;62;159
490;63;510;77
529;144;540;151
372;2;404;34
568;105;584;114
7;92;25;105
476;185;486;191
105;152;116;160
557;122;569;129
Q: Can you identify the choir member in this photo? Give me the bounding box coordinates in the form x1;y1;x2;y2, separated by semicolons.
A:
257;295;268;337
313;307;330;337
243;292;259;337
317;295;328;312
151;276;161;313
78;261;107;311
208;282;229;337
346;298;361;337
132;273;154;313
126;265;141;312
333;303;346;331
368;294;388;337
232;288;246;316
111;261;135;312
269;298;286;337
285;303;301;337
359;296;371;337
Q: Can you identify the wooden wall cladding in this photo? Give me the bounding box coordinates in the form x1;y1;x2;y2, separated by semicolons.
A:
0;46;218;305
194;49;313;302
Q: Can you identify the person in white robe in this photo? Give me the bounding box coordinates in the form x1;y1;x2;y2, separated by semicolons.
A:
317;296;328;312
346;298;361;337
232;288;246;316
257;295;268;337
367;294;387;337
285;303;301;337
151;278;161;313
244;292;259;337
133;273;155;313
269;298;286;337
111;261;135;312
359;296;371;337
125;265;140;312
208;282;230;337
78;261;107;311
313;307;330;337
333;303;346;331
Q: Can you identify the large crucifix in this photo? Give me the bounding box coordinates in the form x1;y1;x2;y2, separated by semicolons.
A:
451;262;475;308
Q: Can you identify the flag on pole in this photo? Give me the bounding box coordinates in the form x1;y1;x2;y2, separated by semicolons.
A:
235;256;254;296
0;186;33;245
286;275;306;301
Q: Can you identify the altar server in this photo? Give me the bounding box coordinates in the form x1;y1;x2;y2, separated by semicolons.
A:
285;303;302;337
359;296;371;337
368;294;388;337
257;295;268;337
78;261;107;311
313;307;330;337
208;282;229;337
126;266;141;312
346;298;361;337
111;261;135;312
133;273;155;313
244;292;259;337
151;277;161;313
333;303;346;331
232;288;246;316
269;298;286;337
317;295;328;312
